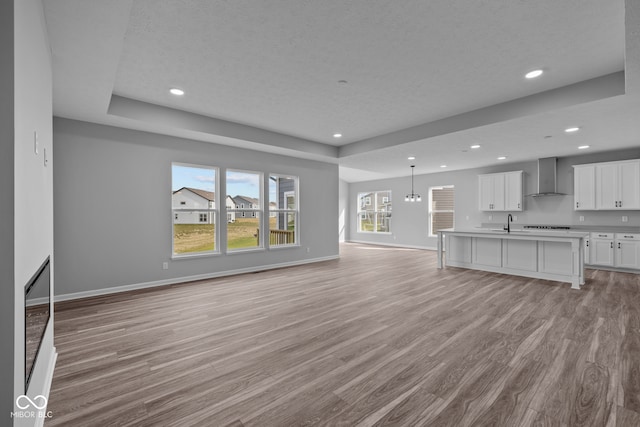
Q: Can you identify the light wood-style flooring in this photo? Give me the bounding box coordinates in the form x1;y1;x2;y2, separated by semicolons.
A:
46;243;640;426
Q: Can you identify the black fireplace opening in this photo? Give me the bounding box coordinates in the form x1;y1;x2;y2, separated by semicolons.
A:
25;256;51;392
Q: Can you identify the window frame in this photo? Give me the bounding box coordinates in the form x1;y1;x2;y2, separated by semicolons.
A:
171;162;220;258
357;191;392;234
428;185;455;237
226;169;264;252
268;174;300;248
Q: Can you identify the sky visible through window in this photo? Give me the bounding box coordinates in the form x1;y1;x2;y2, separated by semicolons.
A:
172;165;261;199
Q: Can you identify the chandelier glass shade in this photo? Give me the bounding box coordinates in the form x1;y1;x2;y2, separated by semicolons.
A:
404;165;421;202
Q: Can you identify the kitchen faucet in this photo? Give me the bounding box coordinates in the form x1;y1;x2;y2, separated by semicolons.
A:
506;214;513;233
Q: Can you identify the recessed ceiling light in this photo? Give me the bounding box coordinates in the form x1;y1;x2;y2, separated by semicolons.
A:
408;156;416;160
525;69;544;79
565;127;580;133
333;133;342;138
470;144;481;149
169;88;185;96
497;156;507;160
578;145;590;150
440;165;447;168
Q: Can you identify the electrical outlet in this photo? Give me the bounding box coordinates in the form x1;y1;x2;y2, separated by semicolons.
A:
306;247;311;253
579;216;585;222
513;215;517;221
488;215;493;221
465;215;469;221
162;262;168;270
622;216;628;223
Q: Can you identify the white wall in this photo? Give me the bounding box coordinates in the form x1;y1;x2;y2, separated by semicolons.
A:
9;0;56;425
348;148;640;249
53;118;339;298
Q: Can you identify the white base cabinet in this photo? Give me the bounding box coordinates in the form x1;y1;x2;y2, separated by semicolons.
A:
615;234;640;269
586;232;640;270
590;233;615;267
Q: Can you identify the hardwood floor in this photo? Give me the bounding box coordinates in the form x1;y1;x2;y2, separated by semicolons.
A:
46;243;640;426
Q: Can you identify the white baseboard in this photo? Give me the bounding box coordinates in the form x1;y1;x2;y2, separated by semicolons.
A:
347;240;437;251
54;255;340;302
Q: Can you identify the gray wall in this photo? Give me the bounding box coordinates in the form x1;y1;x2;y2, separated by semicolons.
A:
338;179;350;242
348;147;640;249
5;0;56;425
0;0;15;420
53;118;339;298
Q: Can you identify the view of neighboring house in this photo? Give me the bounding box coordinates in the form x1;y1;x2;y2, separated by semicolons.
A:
232;196;260;218
226;195;237;223
173;188;270;223
172;187;215;224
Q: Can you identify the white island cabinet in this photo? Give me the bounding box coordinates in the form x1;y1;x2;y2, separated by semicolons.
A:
437;229;586;289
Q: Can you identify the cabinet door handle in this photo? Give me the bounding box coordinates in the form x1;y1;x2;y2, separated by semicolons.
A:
518;202;520;209
618;242;621;249
620;201;622;207
625;235;634;238
576;201;579;208
611;242;614;249
586;240;589;247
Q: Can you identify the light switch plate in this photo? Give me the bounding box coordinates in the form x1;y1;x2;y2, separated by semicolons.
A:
622;216;628;223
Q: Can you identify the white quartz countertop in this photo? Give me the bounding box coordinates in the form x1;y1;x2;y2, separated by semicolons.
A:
439;228;589;239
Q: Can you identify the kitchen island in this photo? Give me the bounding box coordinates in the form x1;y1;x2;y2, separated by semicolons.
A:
437;228;588;289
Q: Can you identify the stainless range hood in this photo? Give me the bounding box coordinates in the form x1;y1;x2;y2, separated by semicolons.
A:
528;157;566;197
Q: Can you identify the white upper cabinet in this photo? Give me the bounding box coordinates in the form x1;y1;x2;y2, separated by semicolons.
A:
573;159;640;210
504;171;523;211
478;171;522;211
573;164;596;210
595;160;640;210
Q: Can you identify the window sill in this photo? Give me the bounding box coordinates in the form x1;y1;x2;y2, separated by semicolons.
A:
355;231;392;235
171;252;221;261
226;247;266;255
268;244;301;250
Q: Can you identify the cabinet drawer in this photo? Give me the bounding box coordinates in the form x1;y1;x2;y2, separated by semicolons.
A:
615;233;640;240
591;232;614;239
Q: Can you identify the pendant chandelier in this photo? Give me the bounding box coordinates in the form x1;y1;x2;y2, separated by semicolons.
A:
404;165;422;202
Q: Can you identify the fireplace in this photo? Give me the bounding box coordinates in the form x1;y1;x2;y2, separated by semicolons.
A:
25;256;50;391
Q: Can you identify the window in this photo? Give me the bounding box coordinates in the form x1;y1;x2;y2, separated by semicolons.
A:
429;186;455;236
227;170;263;250
269;175;299;247
357;191;392;233
172;163;218;256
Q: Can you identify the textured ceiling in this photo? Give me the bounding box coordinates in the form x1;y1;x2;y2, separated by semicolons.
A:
43;0;640;182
